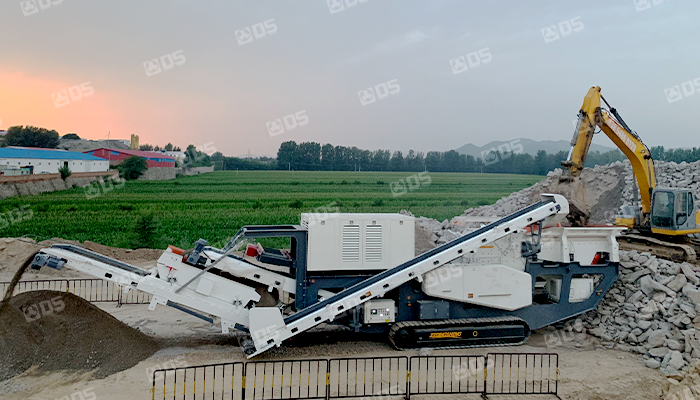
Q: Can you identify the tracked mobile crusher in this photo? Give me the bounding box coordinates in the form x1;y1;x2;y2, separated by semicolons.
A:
31;194;621;357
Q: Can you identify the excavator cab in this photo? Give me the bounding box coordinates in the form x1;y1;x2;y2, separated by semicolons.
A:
650;188;699;234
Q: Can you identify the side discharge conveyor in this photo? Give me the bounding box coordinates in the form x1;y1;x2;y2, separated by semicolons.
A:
29;193;621;358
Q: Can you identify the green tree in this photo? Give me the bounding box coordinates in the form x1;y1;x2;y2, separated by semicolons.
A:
6;126;60;148
390;151;405;171
277;141;299;170
118;155;148;180
139;143;154;151
58;165;71;180
62;133;80;140
164;142;174;151
184;144;213;167
132;212;162;249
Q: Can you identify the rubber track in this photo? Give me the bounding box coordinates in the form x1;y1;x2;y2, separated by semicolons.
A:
388;316;530;350
622;234;697;263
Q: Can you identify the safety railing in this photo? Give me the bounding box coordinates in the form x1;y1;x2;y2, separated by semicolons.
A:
152;353;560;400
0;278;151;305
154;362;245;400
328;356;408;399
245;359;328;400
485;353;559;397
408;355;485;397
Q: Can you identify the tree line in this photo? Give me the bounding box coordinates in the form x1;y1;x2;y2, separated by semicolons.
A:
270;141;700;175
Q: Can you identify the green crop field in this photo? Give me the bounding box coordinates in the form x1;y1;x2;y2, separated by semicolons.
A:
0;171;542;249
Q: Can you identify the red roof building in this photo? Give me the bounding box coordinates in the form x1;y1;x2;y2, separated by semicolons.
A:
86;148;176;168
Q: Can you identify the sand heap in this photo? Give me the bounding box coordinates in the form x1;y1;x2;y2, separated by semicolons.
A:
0;290;159;380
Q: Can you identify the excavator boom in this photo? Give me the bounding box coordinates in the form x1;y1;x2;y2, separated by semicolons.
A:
562;86;700;262
562;86;655;214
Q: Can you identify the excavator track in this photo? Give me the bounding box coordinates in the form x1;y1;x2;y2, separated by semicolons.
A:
388;316;530;350
619;233;698;263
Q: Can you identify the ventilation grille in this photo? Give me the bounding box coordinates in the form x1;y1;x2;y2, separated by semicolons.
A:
342;225;360;262
301;219;309;229
365;225;382;262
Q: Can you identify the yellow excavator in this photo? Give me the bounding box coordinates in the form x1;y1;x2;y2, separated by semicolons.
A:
561;86;700;262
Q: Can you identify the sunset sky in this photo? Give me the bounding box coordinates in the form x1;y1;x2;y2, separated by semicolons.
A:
1;0;698;157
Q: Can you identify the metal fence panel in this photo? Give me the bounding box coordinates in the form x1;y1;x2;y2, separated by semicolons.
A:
408;355;485;396
152;362;245;400
485;353;559;396
244;359;328;400
0;279;70;298
328;356;408;399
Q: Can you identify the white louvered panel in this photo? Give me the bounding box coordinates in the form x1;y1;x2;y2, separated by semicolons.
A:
342;225;360;262
365;225;382;262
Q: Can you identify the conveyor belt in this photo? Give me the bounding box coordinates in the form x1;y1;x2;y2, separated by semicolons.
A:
285;200;554;325
51;244;150;276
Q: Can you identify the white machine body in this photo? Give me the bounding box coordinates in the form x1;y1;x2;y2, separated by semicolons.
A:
420;226;623;311
30;194;622;358
302;213;414;273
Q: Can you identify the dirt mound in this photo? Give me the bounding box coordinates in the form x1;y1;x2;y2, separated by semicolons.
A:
0;290;159;380
0;238;43;273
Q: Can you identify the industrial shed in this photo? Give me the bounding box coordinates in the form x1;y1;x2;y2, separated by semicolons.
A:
86;148;176;168
0;147;110;175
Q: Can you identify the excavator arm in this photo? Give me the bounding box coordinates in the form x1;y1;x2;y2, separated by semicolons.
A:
562;86;656;215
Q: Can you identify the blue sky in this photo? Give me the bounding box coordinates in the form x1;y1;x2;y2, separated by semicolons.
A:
0;0;697;156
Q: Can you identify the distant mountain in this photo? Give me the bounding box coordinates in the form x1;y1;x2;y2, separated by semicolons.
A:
454;138;616;158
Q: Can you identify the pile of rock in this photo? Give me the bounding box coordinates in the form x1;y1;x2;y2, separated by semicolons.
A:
581;250;700;377
412;160;700;248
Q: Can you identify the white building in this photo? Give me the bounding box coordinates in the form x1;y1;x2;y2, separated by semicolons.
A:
0;147;110;175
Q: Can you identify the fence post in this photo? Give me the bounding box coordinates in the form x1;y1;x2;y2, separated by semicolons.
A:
405;358;411;400
242;363;246;400
482;355;489;399
325;360;331;400
117;285;123;307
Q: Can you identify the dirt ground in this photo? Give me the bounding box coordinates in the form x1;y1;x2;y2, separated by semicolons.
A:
0;238;673;399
